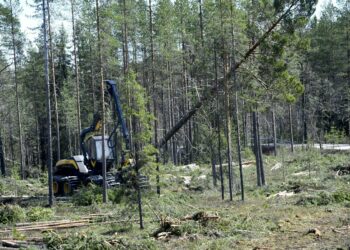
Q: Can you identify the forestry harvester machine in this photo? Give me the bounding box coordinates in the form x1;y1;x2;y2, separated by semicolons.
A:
53;80;148;196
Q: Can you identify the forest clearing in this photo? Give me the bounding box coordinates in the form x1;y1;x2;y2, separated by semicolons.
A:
0;0;350;248
0;148;349;249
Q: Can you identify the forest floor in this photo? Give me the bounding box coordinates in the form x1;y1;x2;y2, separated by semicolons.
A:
0;148;349;249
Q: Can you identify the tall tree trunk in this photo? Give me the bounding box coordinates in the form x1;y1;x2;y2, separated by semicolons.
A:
71;0;82;150
256;113;265;185
215;47;224;200
47;0;60;160
272;108;277;156
252;111;262;186
0;129;6;176
148;0;159;195
198;0;204;47
219;0;233;201
10;0;25;179
95;0;107;203
289;104;294;153
235;92;244;201
43;0;53;206
242;100;248;148
89;40;97;112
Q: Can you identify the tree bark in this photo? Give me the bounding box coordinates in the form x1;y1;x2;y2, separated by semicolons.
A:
252;111;261;186
289;104;294;153
71;0;82;150
272;108;277;156
47;0;60;161
9;0;25;179
256;113;265;185
95;0;107;203
235;92;244;201
43;0;53;206
214;46;224;199
0;129;6;176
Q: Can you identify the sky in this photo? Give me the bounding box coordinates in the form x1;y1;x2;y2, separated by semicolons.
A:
18;0;335;45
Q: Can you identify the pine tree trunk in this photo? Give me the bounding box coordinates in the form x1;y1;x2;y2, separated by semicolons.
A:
8;115;14;169
71;0;82;150
95;0;107;203
235;92;244;201
10;0;25;179
0;129;6;176
257;113;265;185
89;39;97;112
47;0;60;160
272;108;277;156
43;0;53;206
289;104;294;153
252;111;262;186
215;47;224;200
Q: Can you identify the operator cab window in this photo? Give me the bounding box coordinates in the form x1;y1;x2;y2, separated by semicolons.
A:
95;137;114;161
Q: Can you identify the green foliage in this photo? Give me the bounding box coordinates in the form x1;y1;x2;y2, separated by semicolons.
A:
26;207;54;222
107;187;130;204
43;231;114;250
0;205;26;224
297;191;350;206
72;184;103;206
109;223;133;233
324;126;347;144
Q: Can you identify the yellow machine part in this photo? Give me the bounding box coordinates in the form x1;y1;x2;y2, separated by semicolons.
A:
63;182;72;195
53;181;59;194
55;159;79;170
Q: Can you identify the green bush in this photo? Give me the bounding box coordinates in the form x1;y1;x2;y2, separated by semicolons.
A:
43;231;114;250
297;190;350;206
108;187;129;204
332;190;350;203
72;184;103;206
26;207;54;222
324;126;347;144
0;205;26;224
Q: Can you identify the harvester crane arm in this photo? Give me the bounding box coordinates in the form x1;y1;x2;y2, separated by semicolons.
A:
105;80;133;166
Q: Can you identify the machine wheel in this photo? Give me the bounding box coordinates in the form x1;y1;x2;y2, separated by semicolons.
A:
62;177;80;196
63;181;73;195
53;180;61;195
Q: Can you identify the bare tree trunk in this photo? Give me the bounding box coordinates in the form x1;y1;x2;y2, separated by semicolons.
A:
95;0;107;203
89;34;97;112
47;0;60;160
43;0;53;206
0;129;6;176
252;111;261;186
148;0;160;195
219;0;233;201
198;0;204;47
257;113;265;185
272;108;277;156
235;92;244;201
289;104;294;153
242;100;248;148
215;47;224;200
8;115;14;169
71;0;82;150
9;0;25;179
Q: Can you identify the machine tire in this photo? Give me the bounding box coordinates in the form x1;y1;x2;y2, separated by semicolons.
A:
53;180;61;195
63;181;73;195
